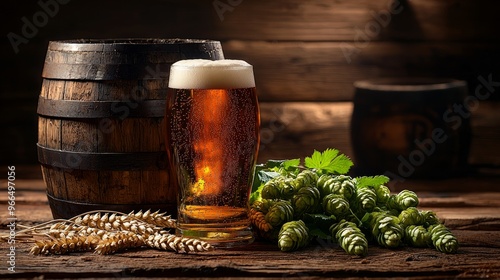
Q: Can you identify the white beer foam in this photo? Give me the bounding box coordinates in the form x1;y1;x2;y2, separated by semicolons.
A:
169;59;255;89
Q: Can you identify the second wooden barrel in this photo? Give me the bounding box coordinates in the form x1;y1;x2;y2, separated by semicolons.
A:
351;78;471;179
37;39;224;219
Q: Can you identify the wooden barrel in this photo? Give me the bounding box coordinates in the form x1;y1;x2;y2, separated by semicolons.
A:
37;39;224;219
351;78;471;179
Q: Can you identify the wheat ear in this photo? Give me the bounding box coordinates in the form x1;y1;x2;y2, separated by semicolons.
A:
94;231;146;255
146;232;214;253
29;235;100;255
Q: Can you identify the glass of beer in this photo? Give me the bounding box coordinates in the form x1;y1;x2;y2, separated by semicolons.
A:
166;59;260;247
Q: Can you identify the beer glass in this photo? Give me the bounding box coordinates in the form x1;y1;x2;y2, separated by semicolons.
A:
166;59;260;247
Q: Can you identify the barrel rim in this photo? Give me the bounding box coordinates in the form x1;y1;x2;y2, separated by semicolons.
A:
354;78;467;92
48;38;222;52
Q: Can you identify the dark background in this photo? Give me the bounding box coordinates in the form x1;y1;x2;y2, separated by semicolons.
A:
1;0;499;170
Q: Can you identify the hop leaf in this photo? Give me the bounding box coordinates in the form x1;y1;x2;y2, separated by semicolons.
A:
278;220;310;252
249;183;265;205
250;168;282;204
330;219;368;256
304;149;353;175
283;158;301;170
356;176;390;189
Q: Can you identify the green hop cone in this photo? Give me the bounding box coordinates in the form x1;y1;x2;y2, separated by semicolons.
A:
377;215;404;248
265;200;294;227
422;210;440;227
278;220;310;252
317;175;356;200
262;176;295;200
251;199;275;214
429;224;459;254
292;186;321;218
279;178;296;199
373;185;391;205
261;178;281;199
405;225;431;247
398;190;419;209
365;212;404;248
322;194;350;218
330;219;368;256
388;190;419;211
398;207;425;228
353;187;377;213
294;170;319;190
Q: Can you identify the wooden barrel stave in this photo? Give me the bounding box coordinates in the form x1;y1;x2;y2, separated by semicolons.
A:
40;79;171;213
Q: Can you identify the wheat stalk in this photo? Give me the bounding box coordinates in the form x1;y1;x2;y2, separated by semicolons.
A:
24;209;214;255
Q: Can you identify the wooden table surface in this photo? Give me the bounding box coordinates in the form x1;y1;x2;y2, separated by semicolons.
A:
1;171;500;279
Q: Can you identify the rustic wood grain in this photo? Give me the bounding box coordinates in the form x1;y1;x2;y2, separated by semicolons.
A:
39;79;175;214
258;102;500;168
3;0;498;42
206;0;500;41
223;41;500;102
40;80;66;201
1;231;499;279
5;40;500;103
1;179;500;278
7;41;500;104
0;241;498;279
3;99;500;174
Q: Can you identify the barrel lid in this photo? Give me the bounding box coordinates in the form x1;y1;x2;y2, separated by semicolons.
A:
47;38;221;52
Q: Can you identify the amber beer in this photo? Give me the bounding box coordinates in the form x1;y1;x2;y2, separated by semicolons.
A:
166;59;260;247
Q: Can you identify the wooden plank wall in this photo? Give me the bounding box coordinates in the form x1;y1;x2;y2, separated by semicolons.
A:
1;0;500;171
